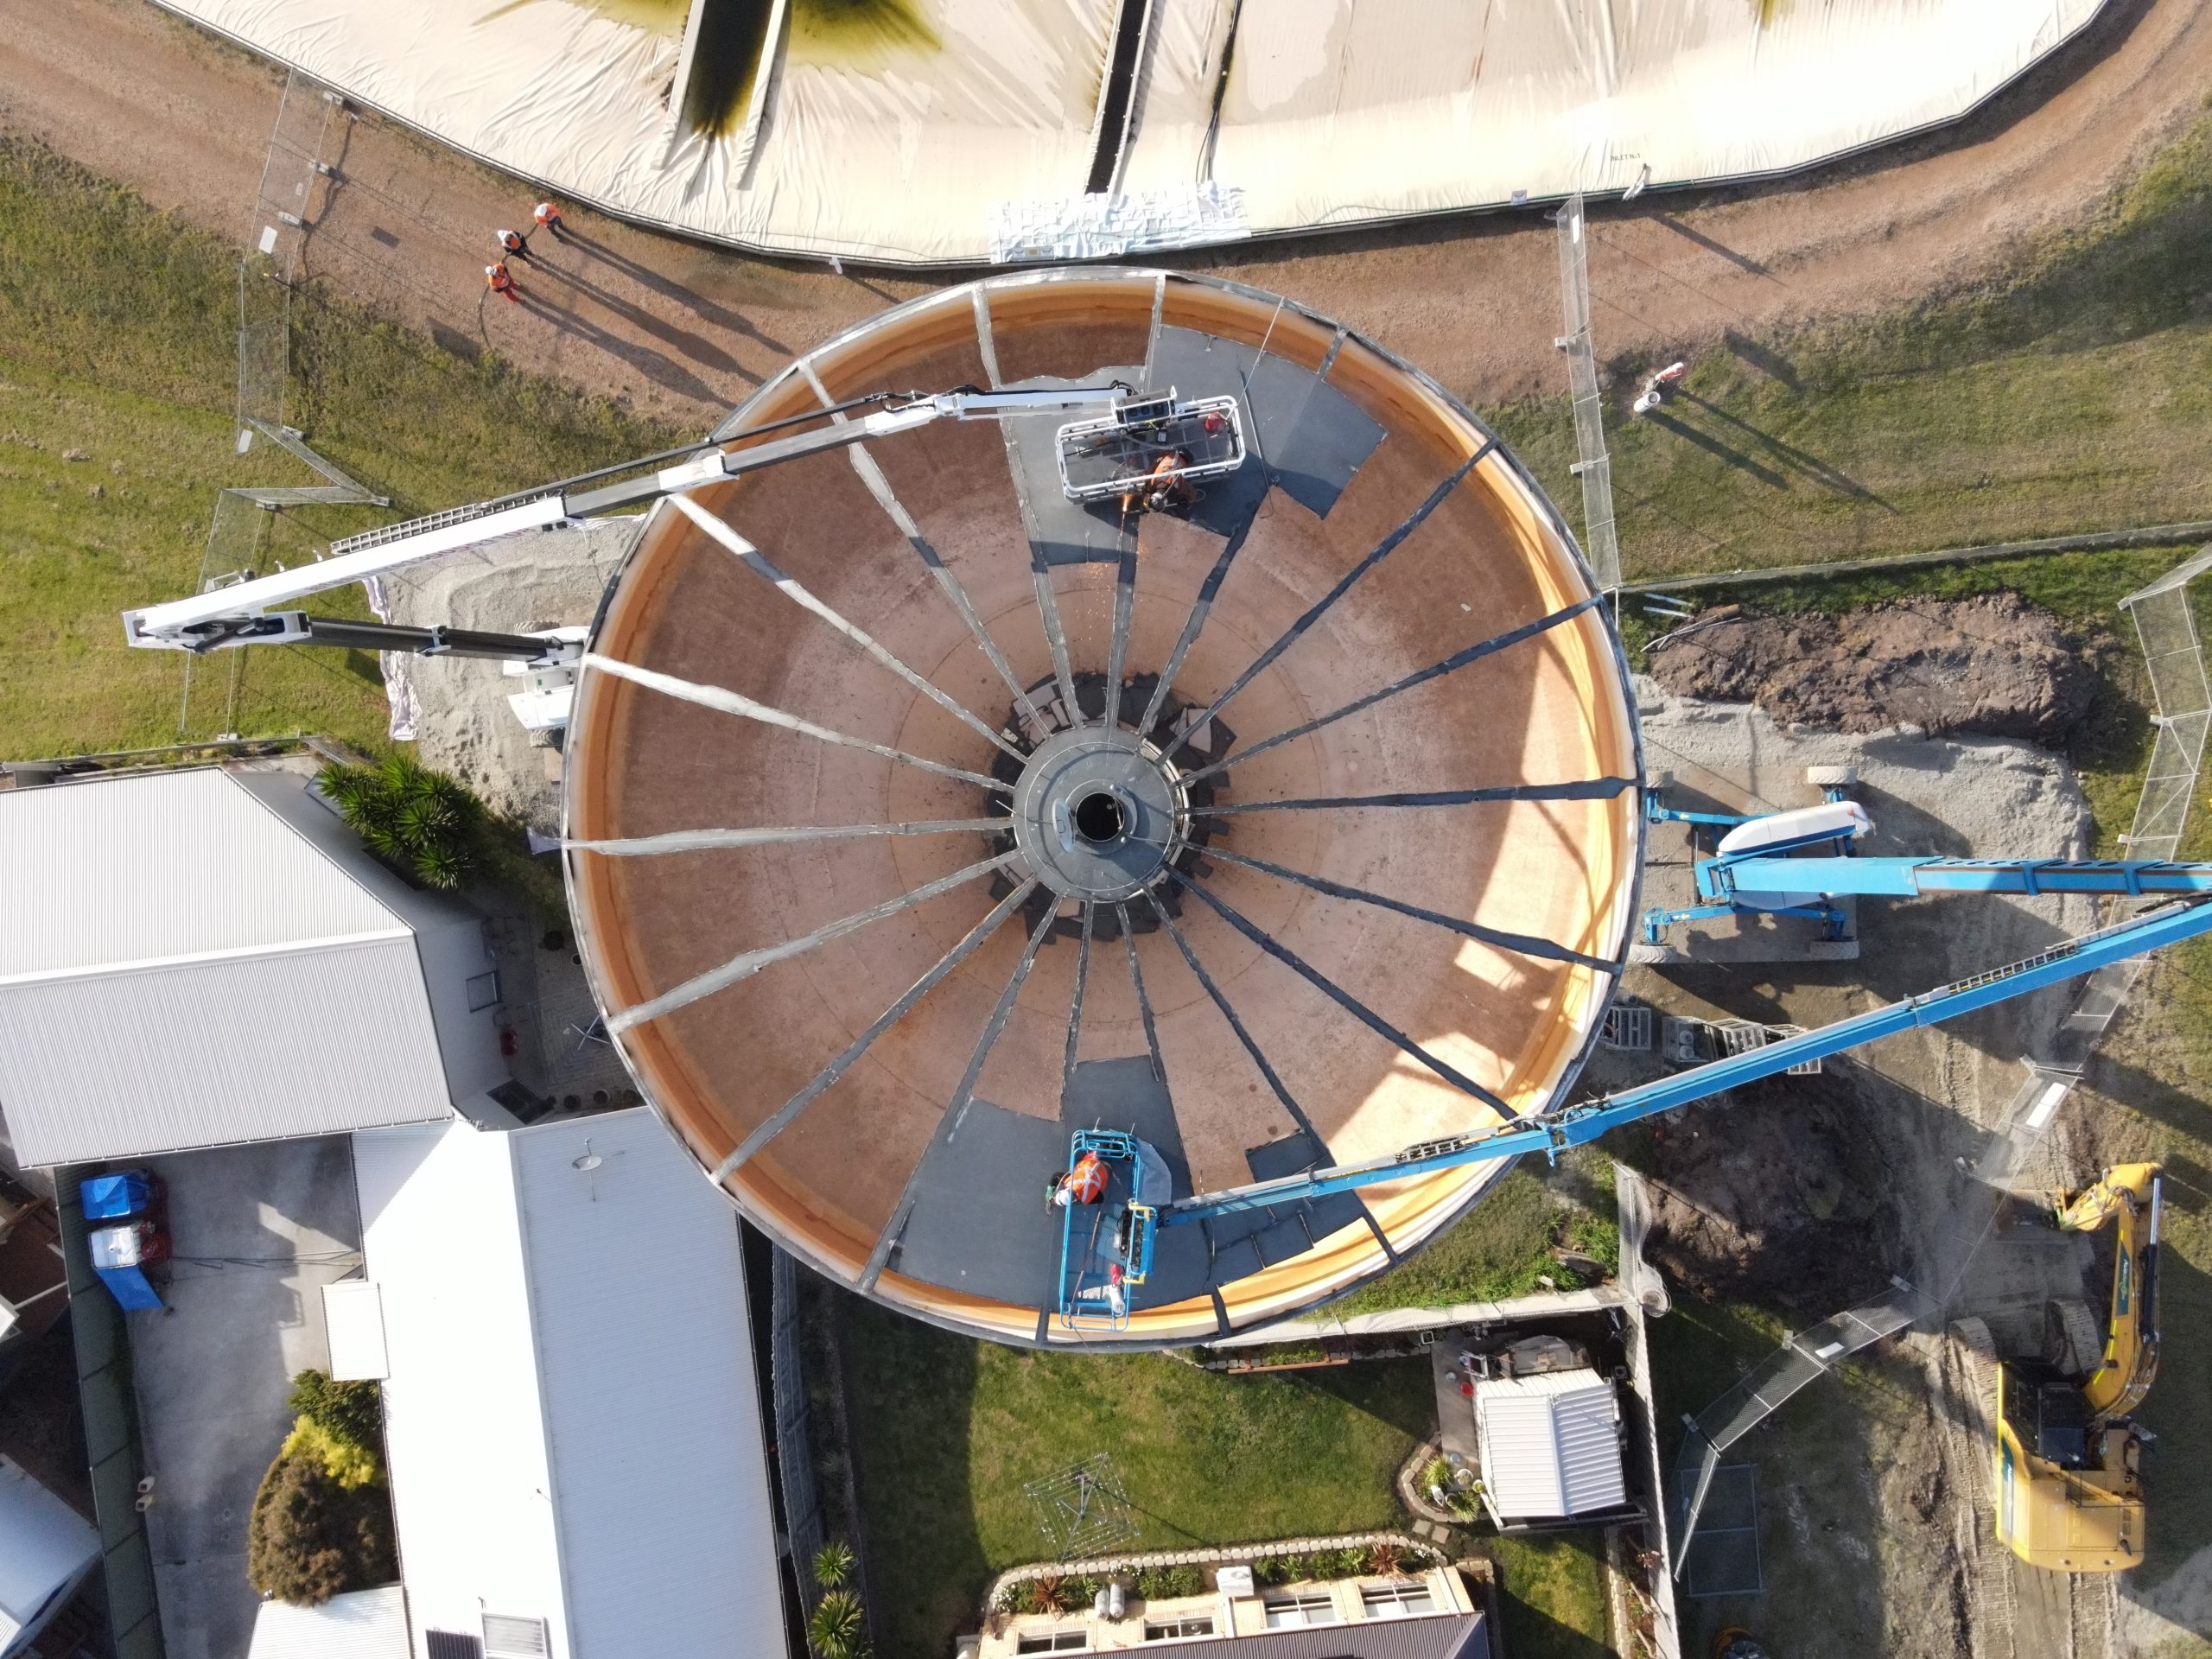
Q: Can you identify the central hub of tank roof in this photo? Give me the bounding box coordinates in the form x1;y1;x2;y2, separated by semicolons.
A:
1010;727;1185;901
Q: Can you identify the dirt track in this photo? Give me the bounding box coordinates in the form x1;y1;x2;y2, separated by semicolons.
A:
2;0;2209;436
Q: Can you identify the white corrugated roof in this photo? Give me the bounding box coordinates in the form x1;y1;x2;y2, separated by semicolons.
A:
1474;1369;1627;1521
0;768;457;1165
248;1586;411;1659
0;1453;100;1643
356;1109;786;1659
0;769;396;977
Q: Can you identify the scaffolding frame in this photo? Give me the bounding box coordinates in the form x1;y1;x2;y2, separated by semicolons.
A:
1554;193;1621;589
182;69;389;736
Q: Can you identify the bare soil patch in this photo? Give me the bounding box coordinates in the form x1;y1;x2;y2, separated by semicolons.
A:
1638;1071;1911;1313
1644;594;2101;744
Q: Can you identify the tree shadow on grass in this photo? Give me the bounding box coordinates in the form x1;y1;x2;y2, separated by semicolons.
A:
840;1295;987;1658
1294;1355;1437;1440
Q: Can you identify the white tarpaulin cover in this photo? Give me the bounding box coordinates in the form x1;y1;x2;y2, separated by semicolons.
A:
158;0;2103;265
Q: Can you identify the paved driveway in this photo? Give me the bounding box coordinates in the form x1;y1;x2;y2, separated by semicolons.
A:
124;1135;361;1659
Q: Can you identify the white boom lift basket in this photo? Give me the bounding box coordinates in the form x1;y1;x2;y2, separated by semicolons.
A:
1054;389;1246;505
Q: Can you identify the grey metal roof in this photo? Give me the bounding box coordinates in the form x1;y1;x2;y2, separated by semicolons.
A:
1148;1611;1487;1659
0;769;397;977
0;767;456;1165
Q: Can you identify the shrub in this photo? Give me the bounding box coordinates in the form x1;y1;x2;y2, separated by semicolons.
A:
1367;1541;1403;1578
288;1370;383;1451
1151;1564;1203;1599
809;1588;868;1659
245;1450;397;1606
812;1540;855;1590
281;1415;380;1490
318;756;480;890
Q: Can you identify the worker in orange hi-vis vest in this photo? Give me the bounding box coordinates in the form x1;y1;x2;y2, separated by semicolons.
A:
485;263;519;303
495;226;533;264
533;200;568;243
1050;1150;1109;1209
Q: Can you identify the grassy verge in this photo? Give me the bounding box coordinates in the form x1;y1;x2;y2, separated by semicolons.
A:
0;137;686;760
1332;1153;1619;1317
1488;98;2212;581
840;1294;1430;1656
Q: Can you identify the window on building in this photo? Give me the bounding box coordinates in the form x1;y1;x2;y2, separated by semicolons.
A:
1014;1632;1089;1654
425;1636;484;1659
467;969;502;1013
482;1612;550;1658
1144;1614;1216;1640
1263;1592;1340;1629
1361;1581;1439;1618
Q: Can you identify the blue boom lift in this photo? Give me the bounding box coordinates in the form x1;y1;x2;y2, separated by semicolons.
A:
1053;793;2212;1327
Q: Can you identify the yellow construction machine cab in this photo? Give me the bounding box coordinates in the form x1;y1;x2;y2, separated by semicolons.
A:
1994;1360;2143;1570
1992;1162;2161;1573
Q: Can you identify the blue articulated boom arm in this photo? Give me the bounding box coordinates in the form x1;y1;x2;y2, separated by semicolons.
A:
1717;857;2212;901
1160;898;2212;1227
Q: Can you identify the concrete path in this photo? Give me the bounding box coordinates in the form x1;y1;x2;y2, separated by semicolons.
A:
127;1135;361;1659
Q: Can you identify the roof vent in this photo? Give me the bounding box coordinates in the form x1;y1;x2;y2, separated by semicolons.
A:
483;1613;550;1658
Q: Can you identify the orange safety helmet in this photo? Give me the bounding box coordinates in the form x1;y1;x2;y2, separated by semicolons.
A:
1060;1150;1109;1205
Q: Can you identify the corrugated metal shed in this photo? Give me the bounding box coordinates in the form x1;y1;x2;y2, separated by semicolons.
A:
247;1585;411;1659
355;1109;786;1659
1474;1368;1627;1522
0;767;458;1166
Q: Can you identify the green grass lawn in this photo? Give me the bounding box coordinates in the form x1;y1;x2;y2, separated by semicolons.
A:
0;137;687;760
1489;1533;1611;1659
840;1294;1432;1656
1332;1153;1619;1317
1489;97;2212;581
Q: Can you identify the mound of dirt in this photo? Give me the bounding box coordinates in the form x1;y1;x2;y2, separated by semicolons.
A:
1638;1071;1910;1313
1644;593;2096;743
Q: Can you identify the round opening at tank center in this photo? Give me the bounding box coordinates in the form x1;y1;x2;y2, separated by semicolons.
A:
1074;791;1125;844
1009;726;1187;901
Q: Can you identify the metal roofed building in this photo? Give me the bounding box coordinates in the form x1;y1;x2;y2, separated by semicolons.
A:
349;1106;788;1659
246;1586;410;1659
1472;1368;1630;1527
0;766;509;1166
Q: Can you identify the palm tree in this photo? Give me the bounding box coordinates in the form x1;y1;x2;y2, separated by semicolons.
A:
318;756;480;891
808;1588;868;1659
811;1540;855;1590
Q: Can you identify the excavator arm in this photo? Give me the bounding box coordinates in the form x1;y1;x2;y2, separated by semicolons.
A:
2056;1163;2163;1421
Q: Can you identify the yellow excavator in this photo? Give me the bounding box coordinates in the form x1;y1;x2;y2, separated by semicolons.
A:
1990;1162;2162;1573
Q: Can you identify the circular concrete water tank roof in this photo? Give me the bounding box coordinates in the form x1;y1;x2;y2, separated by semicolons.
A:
563;271;1643;1348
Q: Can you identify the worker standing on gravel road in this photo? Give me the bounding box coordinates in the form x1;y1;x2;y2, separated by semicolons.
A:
485;263;519;303
496;226;533;264
533;200;569;243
